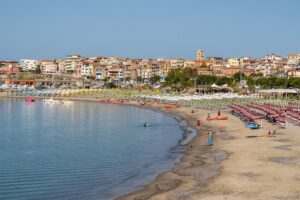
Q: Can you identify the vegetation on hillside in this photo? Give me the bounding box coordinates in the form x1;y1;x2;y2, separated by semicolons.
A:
163;67;300;91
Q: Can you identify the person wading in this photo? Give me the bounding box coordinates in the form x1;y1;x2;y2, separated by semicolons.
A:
208;131;214;146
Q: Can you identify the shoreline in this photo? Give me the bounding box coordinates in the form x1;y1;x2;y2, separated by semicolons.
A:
117;102;227;200
1;96;227;199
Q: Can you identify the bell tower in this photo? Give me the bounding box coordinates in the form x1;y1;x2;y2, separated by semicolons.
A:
197;50;204;61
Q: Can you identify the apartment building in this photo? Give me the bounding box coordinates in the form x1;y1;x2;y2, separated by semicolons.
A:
184;60;196;68
55;59;66;74
170;58;184;68
207;57;224;66
81;60;93;77
20;59;39;72
64;55;82;74
287;54;300;68
40;60;57;74
0;61;20;75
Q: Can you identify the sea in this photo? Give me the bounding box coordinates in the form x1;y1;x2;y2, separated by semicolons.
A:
0;98;195;200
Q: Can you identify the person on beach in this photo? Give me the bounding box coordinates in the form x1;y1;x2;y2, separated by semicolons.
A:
207;113;211;120
205;130;209;140
268;130;271;137
196;120;201;129
217;110;221;117
208;131;213;146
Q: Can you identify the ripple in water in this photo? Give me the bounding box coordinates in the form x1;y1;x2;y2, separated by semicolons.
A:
0;99;189;200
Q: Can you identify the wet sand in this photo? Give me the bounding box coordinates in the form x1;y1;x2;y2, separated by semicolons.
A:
117;103;229;200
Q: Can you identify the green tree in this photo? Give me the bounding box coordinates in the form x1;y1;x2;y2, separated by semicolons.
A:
267;77;277;88
256;77;270;88
164;68;182;86
216;77;233;85
287;78;300;88
180;67;197;87
233;72;246;82
246;76;255;91
103;77;110;83
136;76;143;83
106;82;116;88
35;65;41;74
250;73;263;78
164;67;197;89
196;75;217;85
274;78;287;88
125;77;131;82
150;75;161;84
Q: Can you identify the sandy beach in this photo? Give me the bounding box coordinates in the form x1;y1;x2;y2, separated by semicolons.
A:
118;102;300;200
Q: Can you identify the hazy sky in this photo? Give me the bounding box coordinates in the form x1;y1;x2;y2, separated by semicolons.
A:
0;0;299;60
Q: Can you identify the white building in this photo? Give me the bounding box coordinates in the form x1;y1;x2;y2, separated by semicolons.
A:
287;54;300;68
263;54;282;61
20;59;39;72
170;58;184;68
227;57;252;67
41;60;57;74
227;58;241;67
81;61;93;77
65;55;82;73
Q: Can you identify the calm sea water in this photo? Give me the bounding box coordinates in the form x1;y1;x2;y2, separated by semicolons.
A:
0;98;190;200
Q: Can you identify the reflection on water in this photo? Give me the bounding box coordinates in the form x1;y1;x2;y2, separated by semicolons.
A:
0;99;185;200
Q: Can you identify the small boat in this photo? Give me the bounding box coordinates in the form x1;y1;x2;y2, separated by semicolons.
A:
245;122;260;129
42;98;61;104
62;99;74;106
163;105;180;109
25;97;35;102
207;116;229;121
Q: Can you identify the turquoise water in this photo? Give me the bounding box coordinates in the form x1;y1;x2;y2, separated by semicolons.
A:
0;99;189;200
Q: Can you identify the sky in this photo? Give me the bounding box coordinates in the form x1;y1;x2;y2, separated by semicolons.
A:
0;0;299;60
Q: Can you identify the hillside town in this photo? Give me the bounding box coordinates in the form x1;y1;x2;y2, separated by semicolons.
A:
1;50;300;89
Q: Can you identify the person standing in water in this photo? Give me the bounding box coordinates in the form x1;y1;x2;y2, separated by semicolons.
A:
208;131;213;146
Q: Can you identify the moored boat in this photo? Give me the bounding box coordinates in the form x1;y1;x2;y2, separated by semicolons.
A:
163;105;180;109
25;97;35;102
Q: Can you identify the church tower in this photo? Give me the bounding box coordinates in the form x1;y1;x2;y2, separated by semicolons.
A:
196;50;204;61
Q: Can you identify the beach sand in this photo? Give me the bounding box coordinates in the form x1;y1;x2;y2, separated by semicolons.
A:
119;102;300;200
